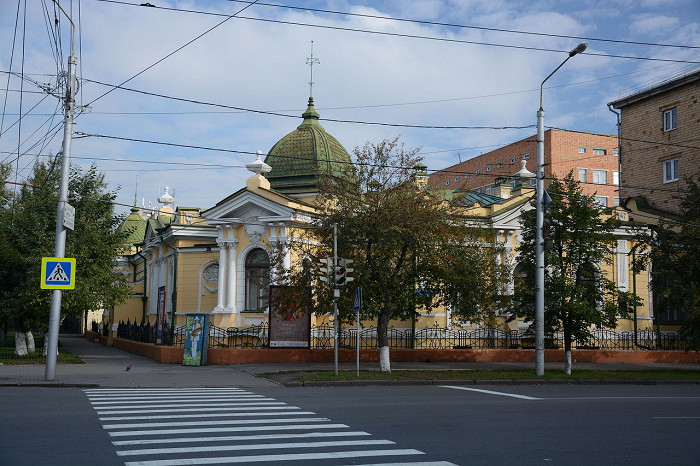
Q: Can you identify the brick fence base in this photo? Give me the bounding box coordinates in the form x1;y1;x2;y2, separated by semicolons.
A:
86;331;699;365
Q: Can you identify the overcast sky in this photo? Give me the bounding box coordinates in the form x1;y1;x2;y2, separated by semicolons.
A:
2;0;698;216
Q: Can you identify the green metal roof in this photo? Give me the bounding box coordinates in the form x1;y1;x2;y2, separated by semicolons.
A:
116;206;147;246
263;97;352;194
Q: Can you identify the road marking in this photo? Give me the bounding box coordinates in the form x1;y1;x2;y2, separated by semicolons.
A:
354;463;458;466
653;416;700;419
112;430;372;446
95;401;285;411
100;410;310;421
96;405;291;415
117;439;395;456
123;449;426;466
90;395;270;405
440;386;541;400
109;423;351;437
103;417;331;430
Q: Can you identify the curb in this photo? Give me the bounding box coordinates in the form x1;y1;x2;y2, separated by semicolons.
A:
283;378;700;387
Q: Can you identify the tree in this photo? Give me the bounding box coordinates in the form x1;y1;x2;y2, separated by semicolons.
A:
635;176;700;350
279;138;509;372
511;173;639;374
0;160;130;355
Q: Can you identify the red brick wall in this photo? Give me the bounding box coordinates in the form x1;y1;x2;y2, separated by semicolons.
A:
429;130;620;206
618;79;700;215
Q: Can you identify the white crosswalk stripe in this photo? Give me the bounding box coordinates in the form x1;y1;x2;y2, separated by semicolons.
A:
83;387;456;465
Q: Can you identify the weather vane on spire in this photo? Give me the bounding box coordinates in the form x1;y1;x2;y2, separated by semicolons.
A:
306;41;320;98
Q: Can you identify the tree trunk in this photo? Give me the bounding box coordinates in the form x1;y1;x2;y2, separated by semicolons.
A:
25;331;35;353
564;328;572;375
377;312;391;373
15;331;27;356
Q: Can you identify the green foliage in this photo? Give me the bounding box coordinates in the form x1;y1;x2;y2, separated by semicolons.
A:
511;173;639;351
0;160;130;332
636;176;700;349
278;138;508;348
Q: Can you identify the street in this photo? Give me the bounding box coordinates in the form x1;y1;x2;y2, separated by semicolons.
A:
1;384;699;465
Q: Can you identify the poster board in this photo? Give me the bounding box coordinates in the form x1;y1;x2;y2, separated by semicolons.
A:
268;286;311;348
183;313;209;366
155;286;167;345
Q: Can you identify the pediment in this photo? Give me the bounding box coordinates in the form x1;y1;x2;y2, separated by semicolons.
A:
203;190;293;223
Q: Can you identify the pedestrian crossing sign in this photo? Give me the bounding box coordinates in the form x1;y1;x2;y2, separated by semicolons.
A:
41;257;76;290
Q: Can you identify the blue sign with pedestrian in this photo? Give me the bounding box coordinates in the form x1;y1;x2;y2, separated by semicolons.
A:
41;257;76;290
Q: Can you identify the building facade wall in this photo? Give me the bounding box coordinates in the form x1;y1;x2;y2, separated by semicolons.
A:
429;129;620;206
615;73;700;215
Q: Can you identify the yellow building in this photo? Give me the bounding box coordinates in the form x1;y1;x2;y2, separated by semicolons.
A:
111;98;654;345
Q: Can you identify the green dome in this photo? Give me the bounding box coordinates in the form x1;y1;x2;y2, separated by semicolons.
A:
116;206;147;247
264;98;352;194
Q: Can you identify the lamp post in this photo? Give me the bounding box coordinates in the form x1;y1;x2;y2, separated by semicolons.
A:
535;42;587;376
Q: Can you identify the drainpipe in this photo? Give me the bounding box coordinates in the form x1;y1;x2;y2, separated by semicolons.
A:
135;247;148;324
607;103;622;207
159;235;179;344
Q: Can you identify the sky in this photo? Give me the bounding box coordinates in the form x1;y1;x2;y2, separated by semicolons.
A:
1;0;699;216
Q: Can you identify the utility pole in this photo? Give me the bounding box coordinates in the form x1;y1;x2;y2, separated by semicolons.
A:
46;1;77;381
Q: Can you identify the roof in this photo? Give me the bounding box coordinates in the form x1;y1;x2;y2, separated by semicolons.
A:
451;191;506;207
263;97;352;194
115;206;147;246
609;68;700;109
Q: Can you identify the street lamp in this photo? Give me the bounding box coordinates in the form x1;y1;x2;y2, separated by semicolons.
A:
535;42;587;376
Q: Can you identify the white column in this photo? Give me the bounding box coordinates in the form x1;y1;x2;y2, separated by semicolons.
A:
150;258;159;317
225;241;238;313
214;242;227;312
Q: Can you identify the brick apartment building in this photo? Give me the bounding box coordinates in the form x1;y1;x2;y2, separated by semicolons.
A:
609;68;700;216
429;129;620;207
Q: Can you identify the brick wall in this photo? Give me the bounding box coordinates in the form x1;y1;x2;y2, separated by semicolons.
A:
617;76;700;215
429;130;620;206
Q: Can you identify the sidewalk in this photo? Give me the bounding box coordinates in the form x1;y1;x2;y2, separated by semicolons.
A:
1;335;698;388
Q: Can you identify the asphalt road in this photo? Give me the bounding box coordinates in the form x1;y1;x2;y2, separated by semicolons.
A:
2;384;699;465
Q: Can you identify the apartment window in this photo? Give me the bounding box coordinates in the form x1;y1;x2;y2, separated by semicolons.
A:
523;152;530;159
594;196;608;208
475;187;483;193
663;159;679;183
593;148;607;155
510;157;517;163
455;176;460;182
486;184;495;196
475;169;482;175
486;165;492;171
663;108;677;132
613;171;619;186
578;147;587;153
613;148;619;156
464;173;470;179
593;169;607;185
497;161;504;168
445;180;450;186
578;168;587;183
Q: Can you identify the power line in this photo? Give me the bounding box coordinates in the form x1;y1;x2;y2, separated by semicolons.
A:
95;0;700;64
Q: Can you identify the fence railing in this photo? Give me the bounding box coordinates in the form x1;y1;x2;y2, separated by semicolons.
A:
111;320;688;351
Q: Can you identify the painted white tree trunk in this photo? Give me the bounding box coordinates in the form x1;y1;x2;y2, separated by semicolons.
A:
15;332;27;356
379;346;391;373
25;331;35;353
565;350;572;375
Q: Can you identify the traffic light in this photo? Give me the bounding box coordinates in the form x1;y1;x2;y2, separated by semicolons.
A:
335;259;354;286
319;258;333;284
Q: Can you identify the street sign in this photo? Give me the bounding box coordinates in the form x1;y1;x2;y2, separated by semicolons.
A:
41;257;76;290
353;287;362;311
63;203;75;230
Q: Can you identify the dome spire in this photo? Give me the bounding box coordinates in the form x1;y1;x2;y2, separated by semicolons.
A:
306;41;320;99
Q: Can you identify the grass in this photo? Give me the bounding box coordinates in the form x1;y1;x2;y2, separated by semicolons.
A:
260;368;700;384
0;334;83;365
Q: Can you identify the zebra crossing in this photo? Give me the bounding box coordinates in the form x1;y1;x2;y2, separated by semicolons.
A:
83;387;456;465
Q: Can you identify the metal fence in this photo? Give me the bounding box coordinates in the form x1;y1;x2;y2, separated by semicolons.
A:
112;320;688;351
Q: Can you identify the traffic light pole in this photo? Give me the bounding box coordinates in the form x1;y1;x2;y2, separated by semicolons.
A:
332;223;339;376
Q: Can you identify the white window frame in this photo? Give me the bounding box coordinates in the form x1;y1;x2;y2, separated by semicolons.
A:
486;165;492;171
594;196;608;208
510;157;516;163
613;148;619;156
578;147;587;153
475;169;482;175
464;173;470;179
578;168;587;183
593;148;607;155
663;108;677;132
593;169;607;185
663;159;679;183
523;152;530;159
613;171;619;186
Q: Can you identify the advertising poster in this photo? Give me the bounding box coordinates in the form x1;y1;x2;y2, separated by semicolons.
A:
183;313;209;366
155;286;167;345
268;286;311;348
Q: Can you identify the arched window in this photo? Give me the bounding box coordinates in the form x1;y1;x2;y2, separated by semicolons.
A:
245;249;270;312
